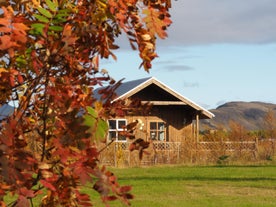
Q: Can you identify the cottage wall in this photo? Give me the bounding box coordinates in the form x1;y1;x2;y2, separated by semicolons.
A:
125;107;195;143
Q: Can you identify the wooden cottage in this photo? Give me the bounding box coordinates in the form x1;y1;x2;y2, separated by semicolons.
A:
96;77;214;165
100;77;214;142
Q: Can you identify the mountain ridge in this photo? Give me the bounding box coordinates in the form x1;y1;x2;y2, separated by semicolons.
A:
201;101;276;131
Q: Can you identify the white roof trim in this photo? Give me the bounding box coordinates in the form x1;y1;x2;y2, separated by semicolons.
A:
112;77;154;102
150;77;214;118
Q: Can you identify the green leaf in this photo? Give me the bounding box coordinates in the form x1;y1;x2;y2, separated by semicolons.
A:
16;56;27;66
53;9;69;23
45;0;58;12
34;14;49;23
56;9;70;17
96;119;108;141
83;106;108;142
52;18;67;24
30;23;45;35
87;106;98;118
37;7;53;18
49;25;63;31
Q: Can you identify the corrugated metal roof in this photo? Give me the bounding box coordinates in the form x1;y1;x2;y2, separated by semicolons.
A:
113;77;152;98
93;77;152;100
0;104;14;121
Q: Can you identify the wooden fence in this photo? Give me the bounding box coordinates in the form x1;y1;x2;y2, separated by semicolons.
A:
98;139;276;166
187;140;260;163
98;141;181;167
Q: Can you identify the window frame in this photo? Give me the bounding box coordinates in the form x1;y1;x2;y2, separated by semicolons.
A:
149;121;166;142
108;119;127;142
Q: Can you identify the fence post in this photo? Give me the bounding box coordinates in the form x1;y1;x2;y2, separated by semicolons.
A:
114;142;117;167
254;137;259;159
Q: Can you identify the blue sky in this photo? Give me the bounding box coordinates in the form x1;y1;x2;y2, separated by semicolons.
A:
101;0;276;109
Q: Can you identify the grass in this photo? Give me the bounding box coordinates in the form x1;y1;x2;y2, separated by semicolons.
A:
4;165;276;206
88;165;276;207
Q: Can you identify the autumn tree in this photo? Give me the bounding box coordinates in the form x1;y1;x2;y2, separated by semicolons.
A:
0;0;172;206
263;109;276;139
227;120;252;141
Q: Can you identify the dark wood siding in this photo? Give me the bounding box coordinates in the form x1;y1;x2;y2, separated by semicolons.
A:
131;84;181;101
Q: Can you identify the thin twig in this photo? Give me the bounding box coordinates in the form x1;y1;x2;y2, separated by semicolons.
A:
98;139;115;153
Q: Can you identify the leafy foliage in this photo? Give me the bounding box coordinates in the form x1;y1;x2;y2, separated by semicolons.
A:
129;138;150;160
0;0;172;206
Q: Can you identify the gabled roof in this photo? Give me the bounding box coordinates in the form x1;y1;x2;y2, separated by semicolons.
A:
96;77;214;119
0;104;14;121
112;77;152;98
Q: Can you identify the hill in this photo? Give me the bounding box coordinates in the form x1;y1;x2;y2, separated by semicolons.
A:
201;101;276;131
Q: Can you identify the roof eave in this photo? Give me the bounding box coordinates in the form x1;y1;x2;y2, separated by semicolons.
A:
112;77;154;103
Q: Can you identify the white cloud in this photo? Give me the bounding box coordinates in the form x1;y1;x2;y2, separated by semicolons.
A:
165;65;194;71
153;59;195;71
164;0;276;46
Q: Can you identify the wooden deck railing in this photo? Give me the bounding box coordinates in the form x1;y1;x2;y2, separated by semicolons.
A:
196;141;257;152
152;142;181;151
113;141;181;151
100;141;182;166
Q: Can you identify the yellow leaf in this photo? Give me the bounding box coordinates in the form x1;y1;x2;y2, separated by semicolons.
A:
141;34;151;41
29;117;36;123
0;68;7;74
69;146;81;153
94;101;103;112
32;0;41;8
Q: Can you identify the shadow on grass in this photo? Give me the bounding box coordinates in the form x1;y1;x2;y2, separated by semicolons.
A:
114;165;276;188
119;176;276;182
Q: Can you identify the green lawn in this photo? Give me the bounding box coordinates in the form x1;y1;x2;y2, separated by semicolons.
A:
89;165;276;207
4;165;276;206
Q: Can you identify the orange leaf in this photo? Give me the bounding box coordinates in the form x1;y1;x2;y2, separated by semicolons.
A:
142;7;171;39
12;22;29;32
0;18;10;26
0;35;17;50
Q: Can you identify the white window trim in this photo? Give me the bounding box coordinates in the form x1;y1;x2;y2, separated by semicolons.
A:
108;119;127;142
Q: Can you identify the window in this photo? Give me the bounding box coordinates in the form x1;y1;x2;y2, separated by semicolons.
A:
108;119;127;142
150;121;166;141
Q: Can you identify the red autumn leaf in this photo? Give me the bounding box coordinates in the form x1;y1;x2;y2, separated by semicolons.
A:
105;195;117;201
119;186;132;194
40;180;56;191
74;166;92;185
17;195;30;207
124;193;134;200
0;125;14;146
19;187;35;198
75;192;91;202
17;73;24;84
